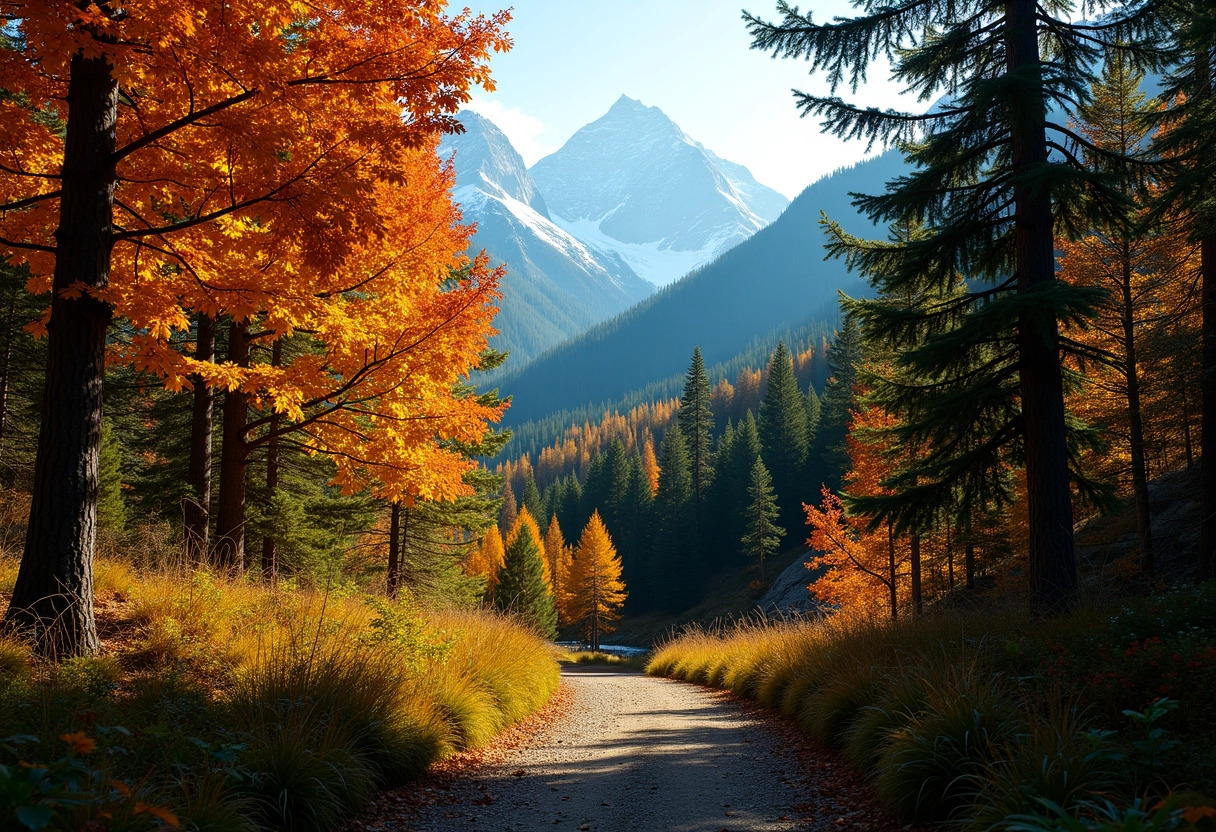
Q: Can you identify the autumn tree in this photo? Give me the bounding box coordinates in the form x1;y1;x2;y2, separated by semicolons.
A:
748;0;1161;612
742;458;783;584
1059;54;1180;578
544;514;575;624
0;1;509;654
1152;7;1216;581
568;511;627;652
467;524;506;601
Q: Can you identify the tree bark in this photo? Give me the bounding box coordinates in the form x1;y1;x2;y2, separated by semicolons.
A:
3;51;118;657
1006;0;1079;613
887;520;898;621
1201;235;1216;582
214;319;251;571
0;289;17;462
964;511;976;590
184;314;215;565
387;502;402;599
260;339;282;580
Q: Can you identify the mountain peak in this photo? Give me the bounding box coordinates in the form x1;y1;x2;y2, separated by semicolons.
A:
529;100;789;286
443;111;548;216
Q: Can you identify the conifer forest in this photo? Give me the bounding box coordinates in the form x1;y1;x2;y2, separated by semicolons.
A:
2;2;1216;831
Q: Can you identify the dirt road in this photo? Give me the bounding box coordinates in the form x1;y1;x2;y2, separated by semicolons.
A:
394;665;897;832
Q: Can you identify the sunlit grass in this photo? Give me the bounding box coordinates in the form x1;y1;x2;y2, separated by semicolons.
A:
0;549;559;831
647;592;1216;826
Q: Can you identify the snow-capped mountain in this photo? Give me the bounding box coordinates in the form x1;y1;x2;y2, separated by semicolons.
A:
442;112;654;369
529;96;790;287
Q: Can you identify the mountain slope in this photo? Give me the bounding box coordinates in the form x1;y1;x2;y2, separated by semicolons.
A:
497;148;909;426
443;112;654;369
530;96;789;287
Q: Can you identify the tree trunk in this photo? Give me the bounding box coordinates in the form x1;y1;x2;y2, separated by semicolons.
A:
184;314;215;565
1120;249;1155;580
910;532;923;615
1201;235;1216;582
3;52;118;657
387;502;401;599
214;320;251;571
1006;0;1078;613
946;524;955;590
887;520;898;621
964;511;976;590
0;289;17;462
260;339;282;580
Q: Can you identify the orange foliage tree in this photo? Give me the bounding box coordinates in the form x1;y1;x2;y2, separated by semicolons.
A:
543;515;575;624
567;510;627;651
466;523;506;600
0;1;509;654
804;403;905;619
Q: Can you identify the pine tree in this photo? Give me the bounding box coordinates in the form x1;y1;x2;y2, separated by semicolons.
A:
495;517;557;639
747;0;1161;612
705;419;737;568
568;510;627;652
556;473;584;545
741;458;783;584
804;384;821;450
678;347;714;518
725;412;764;560
521;474;545;528
616;455;654;609
651;424;698;611
499;480;519;536
811;318;862;492
507;506;549;591
759;342;809;541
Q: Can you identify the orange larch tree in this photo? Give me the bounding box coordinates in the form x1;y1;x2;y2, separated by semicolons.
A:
0;1;509;654
567;510;627;651
543;514;575;625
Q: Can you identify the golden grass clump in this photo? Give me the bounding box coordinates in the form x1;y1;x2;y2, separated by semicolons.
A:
646;601;1216;826
0;556;560;832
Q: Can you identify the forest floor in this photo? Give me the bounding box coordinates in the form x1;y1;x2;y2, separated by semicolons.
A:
345;665;909;832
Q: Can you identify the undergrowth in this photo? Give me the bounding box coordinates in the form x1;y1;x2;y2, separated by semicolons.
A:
0;557;559;832
647;584;1216;830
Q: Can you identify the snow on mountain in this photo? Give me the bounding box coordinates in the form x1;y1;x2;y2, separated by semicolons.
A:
442;112;654;369
529;96;790;287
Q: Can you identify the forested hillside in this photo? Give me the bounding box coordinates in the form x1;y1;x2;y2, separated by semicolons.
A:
496;149;906;426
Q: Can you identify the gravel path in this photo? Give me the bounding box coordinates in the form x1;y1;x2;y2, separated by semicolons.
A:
374;664;901;832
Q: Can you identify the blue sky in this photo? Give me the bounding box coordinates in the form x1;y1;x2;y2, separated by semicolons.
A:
465;0;913;199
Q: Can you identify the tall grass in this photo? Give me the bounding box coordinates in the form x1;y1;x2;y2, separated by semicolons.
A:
648;590;1216;828
0;555;559;832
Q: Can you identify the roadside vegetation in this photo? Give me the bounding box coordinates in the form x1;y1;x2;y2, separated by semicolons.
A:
648;585;1216;831
0;552;559;832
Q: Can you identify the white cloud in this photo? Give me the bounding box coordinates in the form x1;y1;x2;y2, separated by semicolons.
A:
464;98;557;166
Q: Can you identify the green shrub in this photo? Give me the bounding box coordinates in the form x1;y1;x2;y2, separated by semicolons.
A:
872;665;1018;821
965;702;1122;831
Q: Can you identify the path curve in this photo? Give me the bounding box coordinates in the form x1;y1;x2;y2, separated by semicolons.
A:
380;665;901;832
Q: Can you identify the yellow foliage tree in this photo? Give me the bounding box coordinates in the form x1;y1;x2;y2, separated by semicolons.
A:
567;511;627;651
466;524;505;600
543;515;575;624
